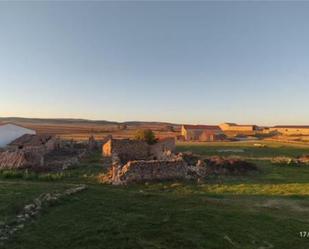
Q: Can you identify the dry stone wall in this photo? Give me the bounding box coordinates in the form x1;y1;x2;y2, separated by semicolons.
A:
149;138;175;160
101;137;193;185
0;151;43;169
111;159;188;184
0;136;89;171
103;139;149;162
103;138;176;160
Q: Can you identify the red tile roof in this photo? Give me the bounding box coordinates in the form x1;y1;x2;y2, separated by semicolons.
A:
224;123;255;127
183;125;221;130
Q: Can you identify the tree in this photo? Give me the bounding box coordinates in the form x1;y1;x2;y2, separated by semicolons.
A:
134;129;157;145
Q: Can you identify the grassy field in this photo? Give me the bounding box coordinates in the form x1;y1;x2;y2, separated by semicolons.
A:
0;119;179;141
1;141;309;249
177;140;309;158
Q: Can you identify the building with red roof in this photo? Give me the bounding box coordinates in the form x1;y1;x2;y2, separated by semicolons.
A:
219;123;257;132
181;124;224;141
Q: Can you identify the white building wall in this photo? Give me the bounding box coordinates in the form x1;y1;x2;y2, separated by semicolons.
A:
0;124;36;147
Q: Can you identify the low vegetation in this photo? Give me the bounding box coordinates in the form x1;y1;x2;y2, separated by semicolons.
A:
134;129;157;145
1;140;309;248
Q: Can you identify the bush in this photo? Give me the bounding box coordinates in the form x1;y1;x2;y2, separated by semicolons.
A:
134;129;157;145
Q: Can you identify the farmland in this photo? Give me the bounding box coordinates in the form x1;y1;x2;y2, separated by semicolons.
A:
0;117;179;140
1;140;309;248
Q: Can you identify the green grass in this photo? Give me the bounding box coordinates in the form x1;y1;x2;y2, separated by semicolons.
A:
1;143;309;249
0;181;68;224
177;140;309;158
3;184;309;249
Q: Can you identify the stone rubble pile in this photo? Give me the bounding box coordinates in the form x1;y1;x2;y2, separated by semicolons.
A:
0;135;97;171
100;138;258;185
0;151;42;170
271;155;309;166
102;150;258;185
112;159;188;184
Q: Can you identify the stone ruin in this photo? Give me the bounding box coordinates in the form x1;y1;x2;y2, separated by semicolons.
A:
101;138;205;185
0;134;99;171
111;158;188;184
101;138;258;185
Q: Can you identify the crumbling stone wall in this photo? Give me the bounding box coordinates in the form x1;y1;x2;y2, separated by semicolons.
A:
103;138;175;160
0;150;43;169
102;139;149;162
45;137;60;151
88;136;98;151
149;137;175;160
0;136;89;171
101;138;185;184
111;159;188;184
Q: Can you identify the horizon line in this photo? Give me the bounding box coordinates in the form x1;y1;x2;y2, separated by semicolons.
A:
1;116;309;127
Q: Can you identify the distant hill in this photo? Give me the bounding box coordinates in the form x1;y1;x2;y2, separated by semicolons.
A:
0;117;178;127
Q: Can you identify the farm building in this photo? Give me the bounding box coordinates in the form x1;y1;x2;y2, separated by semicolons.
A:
0;123;36;148
219;123;257;133
181;125;224;142
269;126;309;135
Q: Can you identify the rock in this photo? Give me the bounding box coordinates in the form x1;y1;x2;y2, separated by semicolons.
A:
196;160;206;168
16;224;24;230
24;204;35;212
271;156;297;165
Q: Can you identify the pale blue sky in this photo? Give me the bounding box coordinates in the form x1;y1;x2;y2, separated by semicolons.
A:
1;1;309;125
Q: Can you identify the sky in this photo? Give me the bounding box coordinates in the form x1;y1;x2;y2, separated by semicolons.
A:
0;1;309;125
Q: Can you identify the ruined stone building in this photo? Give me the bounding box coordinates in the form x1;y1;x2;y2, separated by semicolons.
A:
181;125;224;142
0;133;60;170
8;134;59;153
102;138;184;184
102;137;175;161
103;139;149;162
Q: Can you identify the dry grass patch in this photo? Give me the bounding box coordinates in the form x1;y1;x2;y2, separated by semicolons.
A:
197;183;309;196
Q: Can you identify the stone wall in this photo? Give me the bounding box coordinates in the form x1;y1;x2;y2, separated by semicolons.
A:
103;138;175;160
0;150;43;169
149;138;175;160
111;159;188;184
102;139;149;162
101;138;190;185
0;137;86;171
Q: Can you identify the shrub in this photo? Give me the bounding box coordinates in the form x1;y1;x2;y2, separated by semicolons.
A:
134;129;157;145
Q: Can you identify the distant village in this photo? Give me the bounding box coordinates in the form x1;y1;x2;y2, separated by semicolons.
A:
1;122;309;150
0;121;309;184
180;122;309;142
